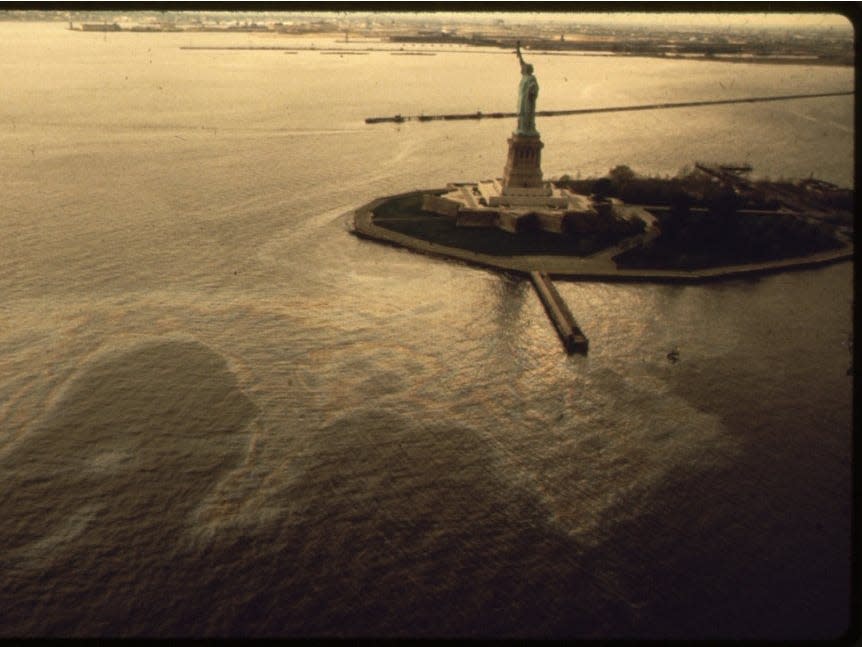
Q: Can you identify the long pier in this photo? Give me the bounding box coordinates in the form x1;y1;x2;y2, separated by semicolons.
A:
529;271;588;355
364;90;853;124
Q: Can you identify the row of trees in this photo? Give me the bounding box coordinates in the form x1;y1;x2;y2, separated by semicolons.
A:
558;165;854;215
555;166;845;270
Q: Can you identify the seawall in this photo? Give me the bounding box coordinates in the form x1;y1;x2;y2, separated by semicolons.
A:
351;191;853;285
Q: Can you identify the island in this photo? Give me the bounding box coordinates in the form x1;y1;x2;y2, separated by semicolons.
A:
351;44;853;352
352;165;853;282
353;46;852;283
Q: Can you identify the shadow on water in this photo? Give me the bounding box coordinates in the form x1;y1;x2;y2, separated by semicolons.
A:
219;408;635;638
5;333;845;638
0;339;258;636
0;350;636;638
630;291;852;639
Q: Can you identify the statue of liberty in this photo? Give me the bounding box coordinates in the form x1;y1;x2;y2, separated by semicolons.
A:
515;42;539;136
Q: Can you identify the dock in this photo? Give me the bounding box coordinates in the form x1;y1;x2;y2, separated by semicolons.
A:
529;271;588;354
694;162;853;224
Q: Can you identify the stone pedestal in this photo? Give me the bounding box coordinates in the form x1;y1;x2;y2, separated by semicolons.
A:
502;133;544;192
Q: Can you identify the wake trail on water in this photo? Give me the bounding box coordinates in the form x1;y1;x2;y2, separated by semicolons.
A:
784;109;853;134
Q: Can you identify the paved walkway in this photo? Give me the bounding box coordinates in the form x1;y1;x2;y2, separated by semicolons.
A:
352;192;853;284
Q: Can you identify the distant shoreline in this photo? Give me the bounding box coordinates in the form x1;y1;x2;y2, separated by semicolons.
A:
51;22;852;67
174;43;848;67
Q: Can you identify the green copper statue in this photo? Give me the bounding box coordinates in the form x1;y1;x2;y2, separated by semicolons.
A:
515;42;539;136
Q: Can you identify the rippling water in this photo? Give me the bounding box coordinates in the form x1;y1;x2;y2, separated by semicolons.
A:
0;23;853;638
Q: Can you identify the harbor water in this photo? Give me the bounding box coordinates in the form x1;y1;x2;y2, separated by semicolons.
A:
0;23;853;638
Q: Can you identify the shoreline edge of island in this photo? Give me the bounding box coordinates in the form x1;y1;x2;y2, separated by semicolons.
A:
349;190;854;285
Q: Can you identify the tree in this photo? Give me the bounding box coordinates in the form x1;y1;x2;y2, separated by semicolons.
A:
661;191;692;244
670;190;692;218
708;187;740;219
609;165;636;187
592;177;614;200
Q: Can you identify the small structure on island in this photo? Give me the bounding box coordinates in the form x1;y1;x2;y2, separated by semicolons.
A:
423;43;639;237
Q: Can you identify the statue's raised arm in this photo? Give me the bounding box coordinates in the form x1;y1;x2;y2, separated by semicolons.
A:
514;40;539;136
516;40;529;73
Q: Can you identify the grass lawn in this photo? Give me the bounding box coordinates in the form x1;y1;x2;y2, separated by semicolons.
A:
615;210;845;270
371;192;638;257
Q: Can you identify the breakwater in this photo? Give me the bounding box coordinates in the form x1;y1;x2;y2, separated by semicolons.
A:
364;90;854;124
180;45;458;55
